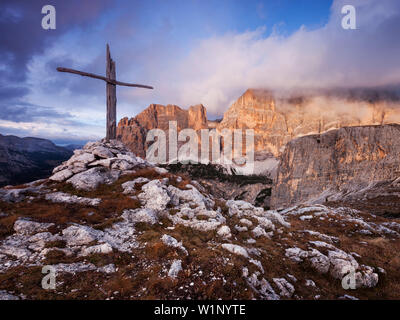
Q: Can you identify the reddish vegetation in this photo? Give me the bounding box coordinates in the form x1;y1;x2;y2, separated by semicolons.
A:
0;166;400;300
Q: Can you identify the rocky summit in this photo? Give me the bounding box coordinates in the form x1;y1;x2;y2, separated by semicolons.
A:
117;104;208;158
0;139;399;300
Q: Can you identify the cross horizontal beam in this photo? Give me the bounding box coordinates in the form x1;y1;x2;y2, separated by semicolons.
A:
56;67;154;89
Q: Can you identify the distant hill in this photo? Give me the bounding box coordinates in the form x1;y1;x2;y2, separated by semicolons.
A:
0;134;73;187
63;144;84;152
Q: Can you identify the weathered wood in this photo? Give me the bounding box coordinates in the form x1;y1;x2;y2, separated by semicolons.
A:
56;67;153;89
106;44;117;141
57;43;153;141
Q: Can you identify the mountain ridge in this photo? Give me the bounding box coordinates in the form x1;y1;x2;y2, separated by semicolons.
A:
117;88;400;162
0;134;72;187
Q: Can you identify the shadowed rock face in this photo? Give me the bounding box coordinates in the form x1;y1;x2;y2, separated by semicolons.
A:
0;134;72;187
271;124;400;209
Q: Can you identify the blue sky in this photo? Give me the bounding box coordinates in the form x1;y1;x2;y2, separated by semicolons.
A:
0;0;399;144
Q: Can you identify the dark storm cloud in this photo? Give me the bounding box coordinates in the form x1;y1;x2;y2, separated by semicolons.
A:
0;0;112;104
0;101;76;123
0;85;29;101
0;0;112;78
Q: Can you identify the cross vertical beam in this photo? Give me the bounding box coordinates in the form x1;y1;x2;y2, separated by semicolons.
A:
57;44;153;141
106;44;117;141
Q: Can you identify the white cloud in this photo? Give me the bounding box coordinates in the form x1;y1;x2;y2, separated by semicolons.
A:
15;0;400;142
152;0;400;116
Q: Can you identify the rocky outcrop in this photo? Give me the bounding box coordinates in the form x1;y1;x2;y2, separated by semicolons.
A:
117;89;400;168
49;139;150;190
117;104;208;158
0;134;72;187
1;139;399;300
271;124;400;209
165;162;273;209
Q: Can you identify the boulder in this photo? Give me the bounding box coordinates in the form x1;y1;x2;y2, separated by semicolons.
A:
62;225;102;246
221;243;249;258
122;208;159;224
49;169;74;182
121;177;149;194
45;192;101;206
92;146;114;159
67;167;120;191
168;259;182;278
14;219;54;235
217;226;232;239
139;180;171;211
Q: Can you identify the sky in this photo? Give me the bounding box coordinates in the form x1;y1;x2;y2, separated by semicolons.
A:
0;0;399;144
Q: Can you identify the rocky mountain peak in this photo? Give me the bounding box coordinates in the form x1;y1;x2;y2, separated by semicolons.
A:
117;89;400;160
117;103;209;158
236;89;275;108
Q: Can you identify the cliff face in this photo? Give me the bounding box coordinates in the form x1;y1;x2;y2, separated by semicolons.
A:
118;88;400;164
217;89;400;157
217;89;286;155
117;104;208;158
271;124;400;209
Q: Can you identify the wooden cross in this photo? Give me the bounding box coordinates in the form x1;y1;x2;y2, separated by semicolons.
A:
57;44;153;141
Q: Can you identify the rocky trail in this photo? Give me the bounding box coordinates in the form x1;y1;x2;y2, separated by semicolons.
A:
0;140;399;300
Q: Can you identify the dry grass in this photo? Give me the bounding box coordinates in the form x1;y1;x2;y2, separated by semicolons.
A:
44;240;67;249
0;214;18;239
1;166;400;300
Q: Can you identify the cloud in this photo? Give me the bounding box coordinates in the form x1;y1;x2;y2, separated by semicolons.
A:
1;0;400;142
156;0;400;115
0;0;112;102
0;0;113;141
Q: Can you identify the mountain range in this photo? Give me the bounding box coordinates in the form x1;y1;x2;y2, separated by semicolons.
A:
0;134;72;187
117;88;400;161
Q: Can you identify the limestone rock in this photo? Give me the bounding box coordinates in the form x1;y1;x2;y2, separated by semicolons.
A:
66;152;96;167
272;278;295;298
92;146;114;159
80;243;113;256
138;180;171;211
67;167;120;191
221;243;249;258
161;234;188;255
62;225;102;246
122;208;159;225
217;226;232;239
121;177;149;194
50;139;150;192
49;169;74;182
0;290;20;300
168;259;182;278
45;192;101;206
14;219;54;235
271;124;400;208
